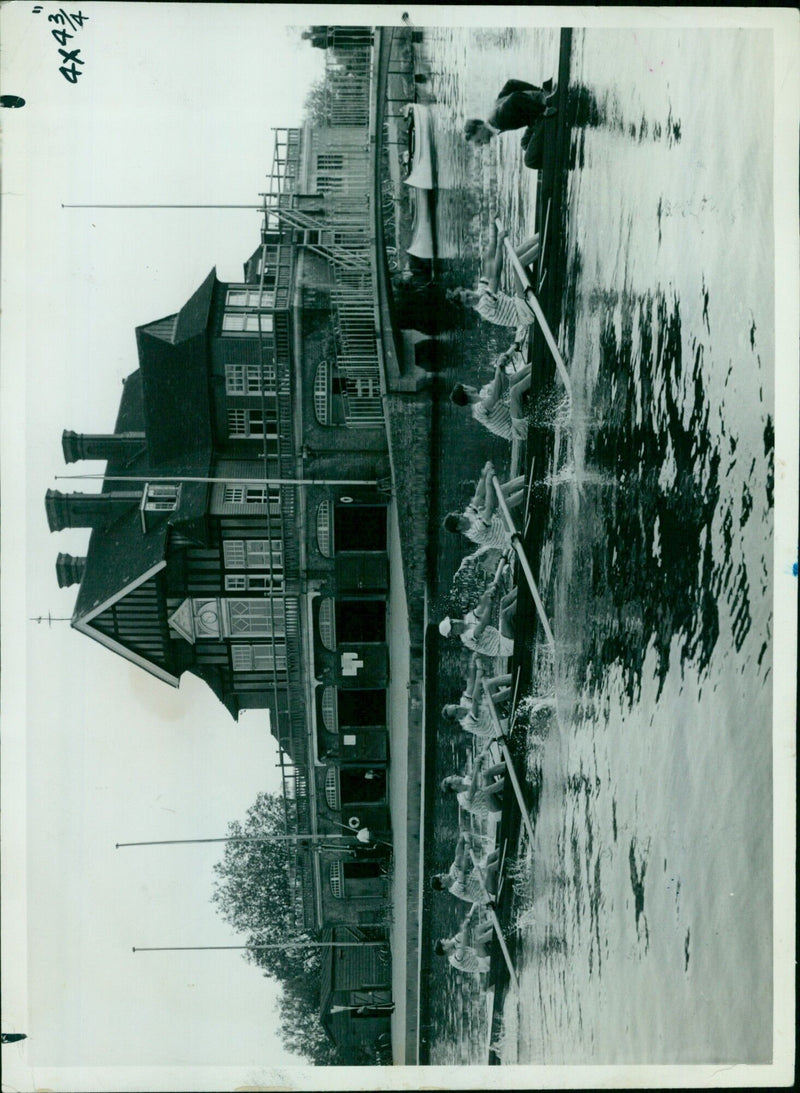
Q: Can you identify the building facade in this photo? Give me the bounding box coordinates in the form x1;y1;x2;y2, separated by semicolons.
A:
46;30;404;1062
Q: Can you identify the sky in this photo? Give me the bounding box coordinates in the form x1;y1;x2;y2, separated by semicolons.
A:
2;4;797;1092
1;2;330;1084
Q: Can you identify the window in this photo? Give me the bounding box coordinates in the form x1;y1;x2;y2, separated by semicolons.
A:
225;573;282;592
317;154;344;171
317;174;344;194
221;486;280;510
321;687;338;733
231;642;287;673
142;483;180;512
192;598;221;638
226;598;286;637
329;861;344;899
314;361;330;425
225;362;277;395
316;500;332;556
324;767;340;810
222;313;274;334
226;408;278;443
223;539;283;570
318;598;336;650
226;288;275;309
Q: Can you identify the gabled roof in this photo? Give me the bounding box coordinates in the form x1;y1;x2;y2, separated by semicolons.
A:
71;275;216;686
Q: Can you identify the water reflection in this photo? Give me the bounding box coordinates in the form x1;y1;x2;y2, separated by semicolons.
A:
417;21;773;1068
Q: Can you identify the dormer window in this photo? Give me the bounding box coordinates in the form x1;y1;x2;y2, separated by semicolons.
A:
140;483;180;531
144;484;180;510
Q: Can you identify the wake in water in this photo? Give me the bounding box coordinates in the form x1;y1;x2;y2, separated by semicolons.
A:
544;464;617;490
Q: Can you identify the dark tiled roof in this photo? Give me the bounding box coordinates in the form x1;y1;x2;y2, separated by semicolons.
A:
136;269;216;464
73;273;217;665
243;246;262;284
73;506;168;623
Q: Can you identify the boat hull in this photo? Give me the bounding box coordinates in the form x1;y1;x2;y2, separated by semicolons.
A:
407;187;435;259
403;104;435;190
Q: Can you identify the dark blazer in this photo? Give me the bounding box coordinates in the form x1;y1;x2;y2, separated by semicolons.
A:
488;79;548;132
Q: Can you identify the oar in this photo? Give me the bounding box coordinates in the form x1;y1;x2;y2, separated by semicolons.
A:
490;474;556;651
469;848;518;992
481;679;536;846
495;217;572;398
523;456;536;530
538;198;551;283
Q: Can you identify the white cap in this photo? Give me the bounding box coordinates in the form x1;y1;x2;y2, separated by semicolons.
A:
438;617;452;637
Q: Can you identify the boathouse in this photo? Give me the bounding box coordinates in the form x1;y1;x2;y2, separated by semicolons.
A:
45;25;432;1066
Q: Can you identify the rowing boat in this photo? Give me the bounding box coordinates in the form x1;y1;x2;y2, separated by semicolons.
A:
407;186;435;260
403;103;435;190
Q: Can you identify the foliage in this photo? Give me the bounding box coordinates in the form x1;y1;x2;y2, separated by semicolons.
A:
302;79;330;126
212;792;333;1062
278;982;345;1065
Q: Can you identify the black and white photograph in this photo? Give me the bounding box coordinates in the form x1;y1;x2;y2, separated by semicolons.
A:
1;5;797;1089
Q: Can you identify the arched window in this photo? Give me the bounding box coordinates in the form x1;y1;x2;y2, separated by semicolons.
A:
321;686;338;733
329;861;344;899
314;361;330;425
316;500;333;556
324;767;341;811
318;598;336;650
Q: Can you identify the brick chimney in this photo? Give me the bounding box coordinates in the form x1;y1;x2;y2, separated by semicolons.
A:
45;489;141;531
55;553;86;588
62;430;146;464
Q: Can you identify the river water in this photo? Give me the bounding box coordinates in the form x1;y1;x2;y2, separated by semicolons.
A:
419;25;774;1065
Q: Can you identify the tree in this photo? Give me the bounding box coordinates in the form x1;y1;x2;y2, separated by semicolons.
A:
211;792;329;1059
279;981;345;1065
302;78;330;126
211;792;387;1065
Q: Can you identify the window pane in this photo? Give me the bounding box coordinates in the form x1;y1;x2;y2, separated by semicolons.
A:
222;312;274;334
143;483;179;512
226;288;276;310
231;642;287;673
225;364;245;394
226;290;251;308
222;486;281;510
227;598;286;636
223;540;246;568
225;363;277;395
227;408;279;440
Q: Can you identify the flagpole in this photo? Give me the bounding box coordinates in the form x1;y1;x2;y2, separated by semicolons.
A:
56;474;381;488
133;941;386;952
62;204;263;210
116;835;361;848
